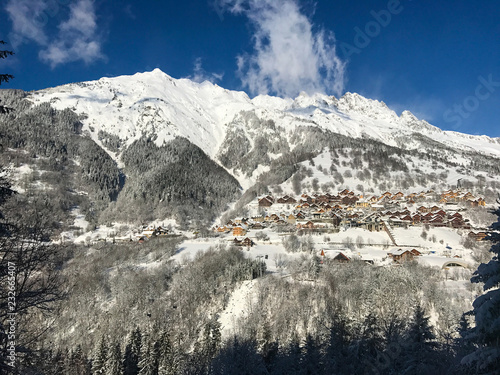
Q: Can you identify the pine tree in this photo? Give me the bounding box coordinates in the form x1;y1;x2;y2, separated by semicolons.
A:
138;335;159;375
463;199;500;374
70;345;91;375
158;330;179;375
0;40;14;114
123;328;142;375
92;335;109;375
105;342;123;375
402;304;438;375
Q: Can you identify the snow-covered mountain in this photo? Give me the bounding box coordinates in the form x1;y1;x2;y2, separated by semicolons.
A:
2;69;500;228
29;69;500;161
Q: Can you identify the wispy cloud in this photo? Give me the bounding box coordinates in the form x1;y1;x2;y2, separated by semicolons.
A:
218;0;346;98
187;58;224;84
5;0;105;68
5;0;49;47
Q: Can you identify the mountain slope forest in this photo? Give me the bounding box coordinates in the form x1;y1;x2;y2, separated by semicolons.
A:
0;71;499;374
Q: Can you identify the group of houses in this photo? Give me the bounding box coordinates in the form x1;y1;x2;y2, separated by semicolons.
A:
213;189;484;236
135;225;172;242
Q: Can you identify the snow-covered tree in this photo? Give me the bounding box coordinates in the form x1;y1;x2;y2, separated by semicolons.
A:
92;335;108;375
463;199;500;373
402;304;439;374
123;328;142;375
138;336;159;375
105;342;123;375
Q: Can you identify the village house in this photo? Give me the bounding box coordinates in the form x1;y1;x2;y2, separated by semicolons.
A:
332;252;350;263
388;249;414;263
233;225;247;236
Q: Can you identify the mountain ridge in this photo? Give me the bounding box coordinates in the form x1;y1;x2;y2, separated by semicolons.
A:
27;69;500;163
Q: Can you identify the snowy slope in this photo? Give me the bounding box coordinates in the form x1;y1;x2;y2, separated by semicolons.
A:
28;69;500;163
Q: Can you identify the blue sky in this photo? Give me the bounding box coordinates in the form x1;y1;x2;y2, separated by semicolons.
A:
1;0;499;137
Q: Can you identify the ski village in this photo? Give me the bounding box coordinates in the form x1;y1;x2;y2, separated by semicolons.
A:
110;188;490;275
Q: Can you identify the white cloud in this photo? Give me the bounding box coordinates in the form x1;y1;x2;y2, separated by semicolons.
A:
5;0;105;68
219;0;346;98
5;0;49;47
187;58;224;84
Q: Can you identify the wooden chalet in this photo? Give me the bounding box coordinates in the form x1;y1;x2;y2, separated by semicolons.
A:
233;226;247;236
388;249;414;263
332;252;350;263
259;197;274;207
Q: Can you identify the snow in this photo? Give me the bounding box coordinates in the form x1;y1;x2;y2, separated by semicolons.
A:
28;69;500;171
219;279;258;339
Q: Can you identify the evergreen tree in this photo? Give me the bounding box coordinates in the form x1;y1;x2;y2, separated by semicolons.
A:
70;345;91;375
105;341;123;375
123;328;142;375
0;40;14;114
92;335;108;375
463;199;500;374
402;304;439;375
158;330;179;375
138;336;159;375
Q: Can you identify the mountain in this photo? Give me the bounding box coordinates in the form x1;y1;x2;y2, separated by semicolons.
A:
1;69;500;229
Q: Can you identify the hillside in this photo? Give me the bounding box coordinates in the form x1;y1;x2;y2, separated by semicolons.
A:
1;69;500;231
1;70;499;374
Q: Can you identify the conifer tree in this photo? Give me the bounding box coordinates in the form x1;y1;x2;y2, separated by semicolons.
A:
92;335;108;375
138;336;159;375
0;40;14;114
403;304;438;375
105;341;123;375
463;199;500;373
123;328;142;375
158;330;179;375
71;345;91;375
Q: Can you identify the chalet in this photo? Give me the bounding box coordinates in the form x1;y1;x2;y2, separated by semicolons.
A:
277;195;297;204
412;215;422;224
233;226;247;236
393;192;404;199
449;217;464;228
410;249;422;256
250;222;265;230
436;210;447;217
332;252;350;263
287;214;297;224
339;189;351;196
417;206;429;213
215;226;230;233
401;215;413;222
242;237;254;247
270;214;280;222
259;197;273;207
356;199;371;208
388;249;414;263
